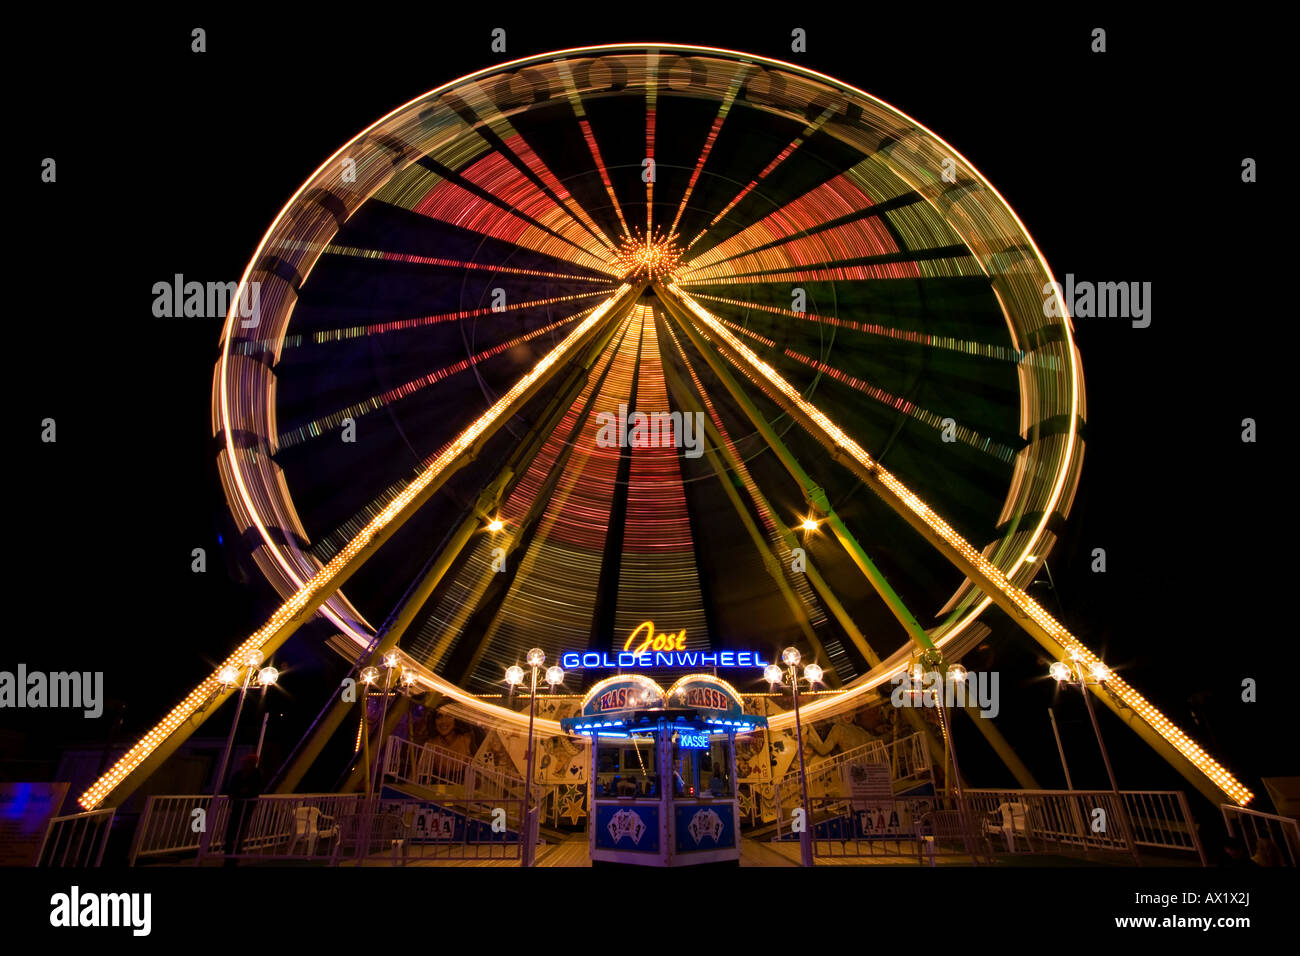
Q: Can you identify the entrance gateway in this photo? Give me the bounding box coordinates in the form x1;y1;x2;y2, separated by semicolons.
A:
561;673;766;866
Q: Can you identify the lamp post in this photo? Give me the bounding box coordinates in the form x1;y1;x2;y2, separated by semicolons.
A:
938;662;968;798
213;650;278;795
505;649;564;866
369;651;402;794
909;651;974;851
1050;651;1141;865
358;665;380;795
765;647;823;866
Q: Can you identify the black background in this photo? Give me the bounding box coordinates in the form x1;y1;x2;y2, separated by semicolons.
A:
3;4;1291;922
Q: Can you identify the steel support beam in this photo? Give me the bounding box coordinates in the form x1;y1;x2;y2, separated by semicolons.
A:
658;282;1251;807
80;284;639;809
657;287;938;658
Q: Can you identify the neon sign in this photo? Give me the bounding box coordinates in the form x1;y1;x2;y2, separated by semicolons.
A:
624;620;686;654
561;650;769;669
564;622;770;670
679;732;709;749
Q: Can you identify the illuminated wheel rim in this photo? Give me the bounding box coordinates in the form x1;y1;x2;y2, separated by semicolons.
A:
214;44;1084;706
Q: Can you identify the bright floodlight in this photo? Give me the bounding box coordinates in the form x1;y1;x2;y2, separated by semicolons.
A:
258;666;279;687
401;669;418;685
545;665;564;686
487;518;505;532
244;649;265;668
526;647;546;667
781;647;801;666
947;664;968;683
360;666;380;685
803;663;823;684
1049;661;1071;683
383;651;400;669
217;665;240;686
1090;662;1111;682
800;517;819;532
505;665;525;686
764;664;783;685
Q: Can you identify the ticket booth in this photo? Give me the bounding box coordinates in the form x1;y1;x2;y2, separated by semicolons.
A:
562;673;766;866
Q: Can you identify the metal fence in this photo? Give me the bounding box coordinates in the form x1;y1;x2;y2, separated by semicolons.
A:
764;789;1205;865
129;795;216;865
37;809;116;867
963;789;1205;864
383;736;525;802
178;793;535;865
1222;804;1300;866
775;795;987;864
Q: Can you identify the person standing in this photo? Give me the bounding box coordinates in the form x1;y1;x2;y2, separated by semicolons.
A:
223;753;264;865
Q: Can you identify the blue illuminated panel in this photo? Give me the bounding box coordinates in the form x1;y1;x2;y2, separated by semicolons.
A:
673;804;735;852
594;804;660;853
679;732;709;749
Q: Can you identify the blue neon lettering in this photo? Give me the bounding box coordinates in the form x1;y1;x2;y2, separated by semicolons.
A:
559;649;769;668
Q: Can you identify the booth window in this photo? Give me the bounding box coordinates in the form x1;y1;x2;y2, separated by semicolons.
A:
671;734;733;797
594;736;658;797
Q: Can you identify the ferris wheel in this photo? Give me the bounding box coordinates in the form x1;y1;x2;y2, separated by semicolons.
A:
81;45;1251;810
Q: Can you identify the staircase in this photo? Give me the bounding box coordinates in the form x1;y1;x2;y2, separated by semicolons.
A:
748;732;932;838
380;736;568;842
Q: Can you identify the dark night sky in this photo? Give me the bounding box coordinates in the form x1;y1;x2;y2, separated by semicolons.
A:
8;11;1290;810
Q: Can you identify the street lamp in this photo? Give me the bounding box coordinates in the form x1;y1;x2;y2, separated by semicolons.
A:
369;651;402;794
912;650;974;846
212;649;277;795
932;656;968;799
765;646;823;866
1050;651;1141;865
358;665;380;794
506;649;563;866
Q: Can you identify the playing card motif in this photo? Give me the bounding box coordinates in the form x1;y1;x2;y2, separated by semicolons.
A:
607;808;648;845
687;808;724;845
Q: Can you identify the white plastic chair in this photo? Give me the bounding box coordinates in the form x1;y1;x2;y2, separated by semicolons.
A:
290;806;339;856
986;801;1031;852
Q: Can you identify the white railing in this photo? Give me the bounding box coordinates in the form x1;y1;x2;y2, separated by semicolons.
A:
1222;804;1300;866
129;795;217;865
964;789;1205;863
196;794;368;863
1122;790;1204;860
38;809;115;867
773;739;890;804
186;793;532;864
886;733;932;788
382;736;525;802
742;735;917;826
